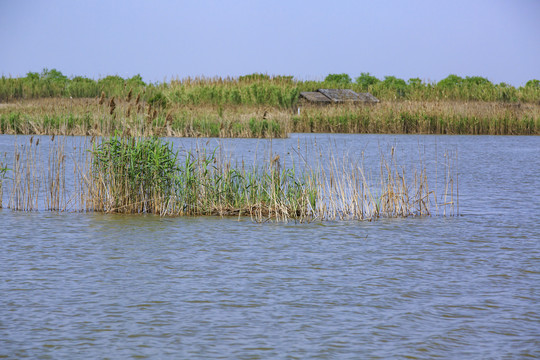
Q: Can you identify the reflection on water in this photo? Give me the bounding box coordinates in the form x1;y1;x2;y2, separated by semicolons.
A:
0;134;539;358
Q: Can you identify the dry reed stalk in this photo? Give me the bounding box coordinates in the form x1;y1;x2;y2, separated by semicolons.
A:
45;139;66;211
305;144;455;220
8;139;41;211
0;153;8;208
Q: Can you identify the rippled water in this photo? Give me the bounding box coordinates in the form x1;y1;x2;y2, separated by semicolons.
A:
1;134;539;359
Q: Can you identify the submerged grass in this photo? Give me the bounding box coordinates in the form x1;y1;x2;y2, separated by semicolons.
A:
0;136;457;221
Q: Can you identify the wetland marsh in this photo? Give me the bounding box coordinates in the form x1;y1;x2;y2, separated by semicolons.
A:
1;67;539;359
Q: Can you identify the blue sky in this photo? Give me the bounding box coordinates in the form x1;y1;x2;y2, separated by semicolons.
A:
1;0;538;86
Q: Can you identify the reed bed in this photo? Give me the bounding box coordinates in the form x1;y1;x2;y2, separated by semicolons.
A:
314;150;431;219
1;71;538;138
292;101;539;135
1;98;538;137
0;98;288;138
0;136;457;221
6;136;67;211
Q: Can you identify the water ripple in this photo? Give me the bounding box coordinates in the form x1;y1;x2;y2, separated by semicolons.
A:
1;134;540;358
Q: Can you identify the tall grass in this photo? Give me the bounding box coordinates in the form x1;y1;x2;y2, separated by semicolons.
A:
85;136;316;220
3;98;536;137
89;135;181;214
8;136;42;210
314;149;433;219
5;136;68;211
2;70;538;137
292;101;539;135
0;99;289;138
0;136;457;221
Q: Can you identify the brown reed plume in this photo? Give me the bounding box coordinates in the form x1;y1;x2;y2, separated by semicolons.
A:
108;96;116;115
98;91;106;105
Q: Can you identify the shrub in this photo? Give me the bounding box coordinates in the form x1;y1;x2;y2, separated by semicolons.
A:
437;74;464;88
525;79;540;89
324;73;352;85
355;72;380;90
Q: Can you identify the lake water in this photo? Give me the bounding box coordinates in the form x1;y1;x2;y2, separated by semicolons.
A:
1;134;539;359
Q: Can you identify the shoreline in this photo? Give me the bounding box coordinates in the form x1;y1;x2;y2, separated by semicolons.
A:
1;98;538;137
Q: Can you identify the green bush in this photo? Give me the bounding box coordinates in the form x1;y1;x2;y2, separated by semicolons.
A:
324;73;352;85
355;72;380;90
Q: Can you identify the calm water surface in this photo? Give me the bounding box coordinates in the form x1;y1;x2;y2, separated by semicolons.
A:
1;134;539;359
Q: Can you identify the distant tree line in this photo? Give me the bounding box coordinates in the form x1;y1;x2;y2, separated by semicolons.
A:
1;69;539;105
323;73;540;103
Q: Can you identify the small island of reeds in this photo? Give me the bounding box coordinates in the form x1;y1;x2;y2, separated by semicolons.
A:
0;135;458;222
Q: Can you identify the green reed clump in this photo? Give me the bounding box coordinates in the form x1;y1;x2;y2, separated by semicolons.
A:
174;149;316;219
91;135;180;213
0;112;23;134
89;136;315;219
88;136;316;219
248;117;281;137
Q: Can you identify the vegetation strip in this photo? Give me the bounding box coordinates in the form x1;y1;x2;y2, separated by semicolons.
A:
1;70;539;104
0;136;458;221
1;70;538;137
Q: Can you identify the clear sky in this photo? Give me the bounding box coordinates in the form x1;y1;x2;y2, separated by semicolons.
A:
1;0;538;86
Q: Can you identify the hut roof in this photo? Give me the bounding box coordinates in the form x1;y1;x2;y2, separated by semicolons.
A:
318;89;363;102
355;92;380;102
299;89;379;104
299;91;333;103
